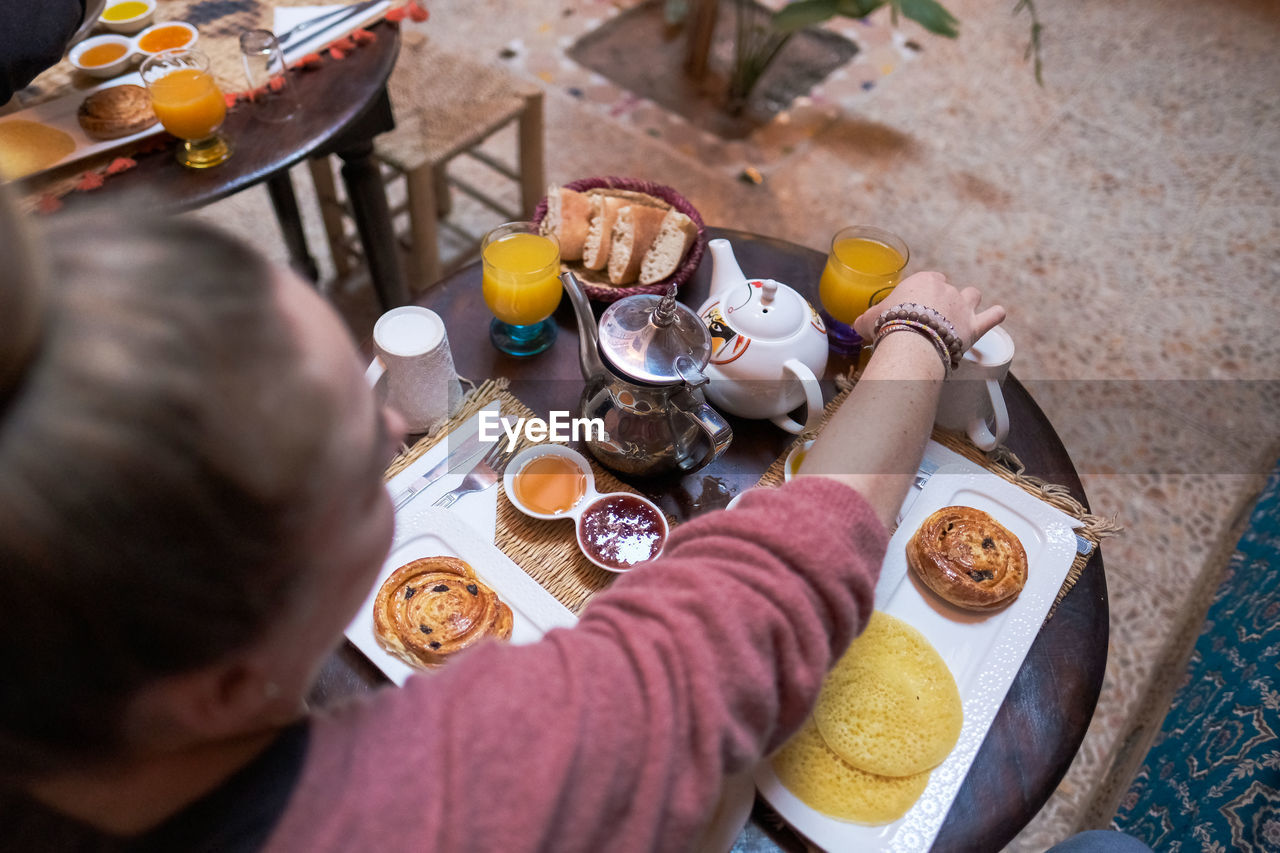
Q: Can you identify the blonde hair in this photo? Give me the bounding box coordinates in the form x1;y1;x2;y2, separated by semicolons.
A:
0;193;340;780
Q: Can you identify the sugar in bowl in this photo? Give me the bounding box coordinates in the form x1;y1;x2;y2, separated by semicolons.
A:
503;445;668;572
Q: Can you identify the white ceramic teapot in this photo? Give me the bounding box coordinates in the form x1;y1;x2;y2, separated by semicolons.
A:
696;239;828;434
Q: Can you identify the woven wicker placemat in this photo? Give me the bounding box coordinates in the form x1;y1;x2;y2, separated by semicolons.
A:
755;378;1121;614
384;378;671;615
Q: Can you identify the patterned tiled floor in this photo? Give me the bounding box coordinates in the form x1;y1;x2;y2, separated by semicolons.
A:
194;0;1280;848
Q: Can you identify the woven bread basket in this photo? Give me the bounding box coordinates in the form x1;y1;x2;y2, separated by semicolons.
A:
533;176;707;303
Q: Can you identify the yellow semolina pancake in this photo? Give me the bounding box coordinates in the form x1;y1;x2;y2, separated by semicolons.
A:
772;718;931;825
813;611;963;778
0;120;77;180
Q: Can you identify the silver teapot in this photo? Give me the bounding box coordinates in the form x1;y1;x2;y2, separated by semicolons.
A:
562;272;733;476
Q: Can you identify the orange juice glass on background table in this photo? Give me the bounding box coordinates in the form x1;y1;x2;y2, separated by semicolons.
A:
818;225;909;358
481;222;561;356
140;49;231;169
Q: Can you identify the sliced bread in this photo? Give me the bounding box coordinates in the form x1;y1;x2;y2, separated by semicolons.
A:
607;204;669;285
581;195;627;271
638;209;699;284
542;184;592;261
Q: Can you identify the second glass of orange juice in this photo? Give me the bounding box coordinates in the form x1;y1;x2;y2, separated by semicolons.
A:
481;222;561;356
140;49;231;169
818;225;909;358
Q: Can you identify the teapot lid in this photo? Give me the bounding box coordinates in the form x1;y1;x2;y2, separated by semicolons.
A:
725;279;809;342
598;289;712;385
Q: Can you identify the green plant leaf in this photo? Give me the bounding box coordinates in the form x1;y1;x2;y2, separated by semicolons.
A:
835;0;886;17
772;0;842;33
894;0;960;37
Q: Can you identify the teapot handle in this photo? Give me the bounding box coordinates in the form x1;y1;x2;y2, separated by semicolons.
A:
672;390;734;471
770;359;823;435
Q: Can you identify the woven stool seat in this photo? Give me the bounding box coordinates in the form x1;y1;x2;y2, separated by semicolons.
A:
378;42;537;170
309;35;545;291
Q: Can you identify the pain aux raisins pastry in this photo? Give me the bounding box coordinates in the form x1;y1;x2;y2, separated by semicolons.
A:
373;556;513;669
76;84;158;140
906;506;1028;610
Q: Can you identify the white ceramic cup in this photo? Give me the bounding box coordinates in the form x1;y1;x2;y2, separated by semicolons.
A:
365;307;462;434
935;325;1015;451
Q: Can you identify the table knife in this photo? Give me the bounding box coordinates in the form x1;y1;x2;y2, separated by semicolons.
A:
392;428;484;511
277;0;382;50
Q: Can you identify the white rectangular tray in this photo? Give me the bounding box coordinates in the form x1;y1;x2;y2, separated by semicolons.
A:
2;72;164;179
755;464;1080;851
344;508;578;686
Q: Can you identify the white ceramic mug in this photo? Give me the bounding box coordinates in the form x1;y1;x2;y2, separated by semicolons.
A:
935;325;1014;451
365;307;463;434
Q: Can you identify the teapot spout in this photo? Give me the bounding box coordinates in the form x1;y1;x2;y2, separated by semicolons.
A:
707;238;747;298
561;271;608;383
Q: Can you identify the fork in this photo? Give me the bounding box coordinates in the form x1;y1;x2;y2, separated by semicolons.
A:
431;442;515;509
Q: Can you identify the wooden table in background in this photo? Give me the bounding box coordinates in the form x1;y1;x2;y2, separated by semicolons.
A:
48;22;409;310
313;227;1109;851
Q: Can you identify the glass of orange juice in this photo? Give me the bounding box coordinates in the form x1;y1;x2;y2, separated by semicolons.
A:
139;49;231;169
818;226;909;358
481;222;562;356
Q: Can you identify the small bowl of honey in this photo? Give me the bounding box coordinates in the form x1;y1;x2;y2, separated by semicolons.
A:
783;439;815;482
503;445;668;572
133;21;199;58
99;0;155;34
503;445;595;520
69;34;136;78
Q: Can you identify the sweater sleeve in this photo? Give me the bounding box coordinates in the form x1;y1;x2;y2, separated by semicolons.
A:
272;478;887;853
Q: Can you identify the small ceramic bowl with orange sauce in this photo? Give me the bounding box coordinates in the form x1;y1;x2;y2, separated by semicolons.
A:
69;34;136;78
784;439;815;482
99;0;156;34
133;21;200;59
503;445;669;572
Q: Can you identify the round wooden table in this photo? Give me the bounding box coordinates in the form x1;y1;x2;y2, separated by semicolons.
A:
313;226;1109;851
51;22;408;310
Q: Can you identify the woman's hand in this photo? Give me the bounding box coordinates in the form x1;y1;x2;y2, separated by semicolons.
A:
852;271;1006;354
799;272;1008;526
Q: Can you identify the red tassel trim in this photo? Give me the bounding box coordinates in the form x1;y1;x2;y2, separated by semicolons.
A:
105;157;137;176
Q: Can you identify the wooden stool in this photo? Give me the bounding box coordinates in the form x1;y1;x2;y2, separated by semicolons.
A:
308;37;545;291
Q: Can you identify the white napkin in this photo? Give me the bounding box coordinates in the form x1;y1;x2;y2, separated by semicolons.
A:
273;2;392;65
385;402;503;543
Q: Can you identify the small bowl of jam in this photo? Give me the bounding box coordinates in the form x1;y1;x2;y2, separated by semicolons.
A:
503;445;668;572
575;492;668;572
132;21;199;58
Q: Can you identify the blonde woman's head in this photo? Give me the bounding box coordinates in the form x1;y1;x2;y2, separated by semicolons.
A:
0;194;397;780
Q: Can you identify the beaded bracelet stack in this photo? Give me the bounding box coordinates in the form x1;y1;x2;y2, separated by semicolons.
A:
872;302;964;377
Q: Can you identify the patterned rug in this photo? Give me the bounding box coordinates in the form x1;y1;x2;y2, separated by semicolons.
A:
1111;461;1280;850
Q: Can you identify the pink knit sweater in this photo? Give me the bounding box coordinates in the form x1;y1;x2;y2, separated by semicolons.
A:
265;478;887;853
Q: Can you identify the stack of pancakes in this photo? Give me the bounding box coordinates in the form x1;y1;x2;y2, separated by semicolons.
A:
771;612;963;825
0;121;76;179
